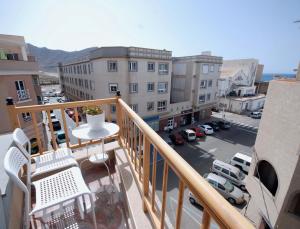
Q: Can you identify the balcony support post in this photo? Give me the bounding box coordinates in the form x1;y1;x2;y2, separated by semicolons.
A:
6;97;20;130
143;136;150;213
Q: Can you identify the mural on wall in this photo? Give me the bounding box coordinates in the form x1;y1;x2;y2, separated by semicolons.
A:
221;59;258;87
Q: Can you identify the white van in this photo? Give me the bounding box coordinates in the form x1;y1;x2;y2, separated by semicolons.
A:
211;160;247;191
230;153;252;174
180;129;196;142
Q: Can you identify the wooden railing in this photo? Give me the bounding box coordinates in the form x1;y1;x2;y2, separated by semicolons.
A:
6;96;254;229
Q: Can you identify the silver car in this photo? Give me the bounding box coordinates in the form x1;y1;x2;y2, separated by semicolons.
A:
189;173;245;205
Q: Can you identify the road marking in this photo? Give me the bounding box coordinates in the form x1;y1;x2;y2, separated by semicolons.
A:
208;148;217;153
236;127;257;134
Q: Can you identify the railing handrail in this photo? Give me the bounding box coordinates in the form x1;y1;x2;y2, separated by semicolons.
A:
118;98;253;229
12;97;117;113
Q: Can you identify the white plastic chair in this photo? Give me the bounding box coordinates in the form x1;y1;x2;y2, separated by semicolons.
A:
4;147;97;229
13;128;78;178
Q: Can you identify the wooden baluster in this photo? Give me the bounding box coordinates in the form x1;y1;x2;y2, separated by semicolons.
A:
31;112;43;154
126;116;130;151
6;100;20;129
130;120;134;160
46;110;57;151
133;124;137;170
143;136;150;213
160;161;169;229
201;210;211;229
60;108;70;148
151;148;157;212
74;107;82;146
138;130;142;181
107;104;112;122
175;181;185;229
116;102;123;146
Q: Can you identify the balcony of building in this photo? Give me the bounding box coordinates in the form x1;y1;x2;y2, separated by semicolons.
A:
1;96;254;229
0;58;39;75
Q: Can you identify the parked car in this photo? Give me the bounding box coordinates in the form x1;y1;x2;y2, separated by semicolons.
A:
250;111;262;119
199;125;214;135
190;127;206;138
49;119;61;131
217;120;231;129
204;121;220;131
230;153;252;174
180;129;196;142
50;113;56;119
56;130;66;144
169;133;184;145
189;173;245;205
211;160;247;191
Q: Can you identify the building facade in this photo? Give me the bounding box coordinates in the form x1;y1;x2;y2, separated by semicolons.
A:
245;76;300;229
59;47;172;131
0;34;46;152
165;52;222;130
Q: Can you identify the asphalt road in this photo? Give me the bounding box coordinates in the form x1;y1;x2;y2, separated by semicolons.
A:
155;122;257;228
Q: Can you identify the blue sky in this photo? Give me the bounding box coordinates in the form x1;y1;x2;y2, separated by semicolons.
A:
0;0;299;73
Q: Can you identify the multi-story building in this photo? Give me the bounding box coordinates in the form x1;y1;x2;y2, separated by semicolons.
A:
245;71;300;228
165;52;222;130
59;47;172;131
0;34;46;152
218;59;266;113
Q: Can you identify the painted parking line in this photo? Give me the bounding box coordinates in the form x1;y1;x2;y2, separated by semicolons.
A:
236;127;257;134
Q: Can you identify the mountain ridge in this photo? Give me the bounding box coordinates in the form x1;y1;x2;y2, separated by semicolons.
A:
27;43;98;72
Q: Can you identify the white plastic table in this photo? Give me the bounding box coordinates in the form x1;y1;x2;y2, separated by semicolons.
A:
72;122;119;187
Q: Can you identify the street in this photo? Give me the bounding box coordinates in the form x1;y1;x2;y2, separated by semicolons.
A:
155;121;257;228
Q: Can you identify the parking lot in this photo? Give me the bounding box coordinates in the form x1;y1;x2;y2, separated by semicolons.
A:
156;119;257;228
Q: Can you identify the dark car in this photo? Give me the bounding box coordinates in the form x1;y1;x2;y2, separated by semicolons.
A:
169;133;184;145
204;121;220;131
190;127;206;138
49;119;61;131
217;120;231;129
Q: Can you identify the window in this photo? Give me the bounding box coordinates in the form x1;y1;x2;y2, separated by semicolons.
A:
109;83;118;93
108;61;118;72
158;63;169;74
210;64;214;72
208;80;213;87
230;172;238;179
221;168;230;175
202;64;209;74
85;80;89;89
147;102;154;111
74;66;76;74
111;104;116;113
75;78;78;86
158;82;168;93
88;64;91;74
233;157;244;163
129;61;138;72
217;183;225;191
83;64;87;74
214;165;221;171
22;112;31;122
218;64;222;72
130;104;138;113
246;162;251;166
207;93;211;101
147;82;155;92
147;62;155;72
199;94;206;103
157;100;167;112
129;83;138;93
200;80;207;88
254;160;278;196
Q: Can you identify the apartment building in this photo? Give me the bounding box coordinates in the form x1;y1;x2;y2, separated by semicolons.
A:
59;47;172;131
245;73;300;229
0;34;46;152
165;52;222;130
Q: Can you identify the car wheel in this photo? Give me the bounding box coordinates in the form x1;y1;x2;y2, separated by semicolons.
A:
228;197;236;205
189;197;196;205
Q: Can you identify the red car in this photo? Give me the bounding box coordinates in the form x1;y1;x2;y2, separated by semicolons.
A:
169;133;184;145
190;127;206;138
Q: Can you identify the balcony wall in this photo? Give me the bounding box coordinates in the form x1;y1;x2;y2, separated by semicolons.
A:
0;59;39;75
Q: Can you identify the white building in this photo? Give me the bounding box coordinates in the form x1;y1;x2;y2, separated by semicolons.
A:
164;52;222;130
218;59;265;113
245;73;300;229
59;46;172;131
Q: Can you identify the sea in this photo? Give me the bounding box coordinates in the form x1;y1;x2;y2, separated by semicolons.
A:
262;73;296;82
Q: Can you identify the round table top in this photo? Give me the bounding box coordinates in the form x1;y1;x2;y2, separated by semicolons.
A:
72;122;119;140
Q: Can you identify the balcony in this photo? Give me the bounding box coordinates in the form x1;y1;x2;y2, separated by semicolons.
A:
0;59;39;75
3;96;254;229
16;89;30;101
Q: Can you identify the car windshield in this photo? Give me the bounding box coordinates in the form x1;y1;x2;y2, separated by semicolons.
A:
58;134;65;139
189;133;195;137
239;171;245;179
224;180;234;192
207;127;212;130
